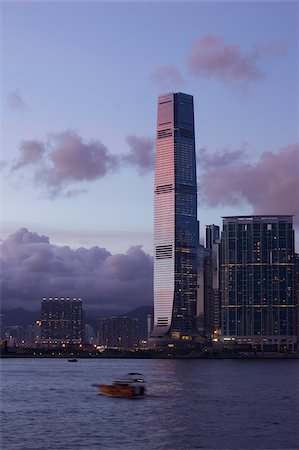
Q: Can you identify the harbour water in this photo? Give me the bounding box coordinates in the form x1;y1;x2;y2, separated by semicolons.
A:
1;358;299;449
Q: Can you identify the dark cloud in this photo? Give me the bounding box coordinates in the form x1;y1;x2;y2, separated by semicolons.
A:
12;140;45;170
122;135;155;173
0;228;153;313
150;65;184;88
188;35;286;85
199;143;299;224
6;89;26;110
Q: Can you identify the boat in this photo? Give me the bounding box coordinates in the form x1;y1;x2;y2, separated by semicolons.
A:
92;373;146;398
68;358;78;362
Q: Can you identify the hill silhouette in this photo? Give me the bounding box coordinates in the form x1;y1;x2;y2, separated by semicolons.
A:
1;305;154;339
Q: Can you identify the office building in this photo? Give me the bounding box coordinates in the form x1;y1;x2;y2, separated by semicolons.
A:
41;297;84;346
220;216;297;350
206;224;220;251
97;317;140;349
152;92;199;342
204;225;221;338
196;244;205;336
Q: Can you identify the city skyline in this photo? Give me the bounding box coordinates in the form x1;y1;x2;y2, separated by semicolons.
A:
1;1;298;314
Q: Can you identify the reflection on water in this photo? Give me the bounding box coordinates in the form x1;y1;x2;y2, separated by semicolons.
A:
1;358;299;450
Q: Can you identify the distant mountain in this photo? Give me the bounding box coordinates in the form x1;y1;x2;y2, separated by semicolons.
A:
1;308;40;326
86;305;153;339
119;305;153;318
1;305;154;338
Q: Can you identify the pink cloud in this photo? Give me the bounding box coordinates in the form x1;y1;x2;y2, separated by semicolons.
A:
12;130;156;197
12;130;118;197
199;143;299;224
123;135;155;173
12;140;45;170
188;35;285;84
48;131;118;180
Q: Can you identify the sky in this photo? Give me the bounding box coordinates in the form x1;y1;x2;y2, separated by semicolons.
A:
1;0;298;313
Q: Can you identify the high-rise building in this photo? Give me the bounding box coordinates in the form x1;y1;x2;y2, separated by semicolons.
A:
152;92;199;341
206;224;220;251
204;225;221;338
41;297;84;346
220;216;297;350
196;244;205;336
97;317;140;349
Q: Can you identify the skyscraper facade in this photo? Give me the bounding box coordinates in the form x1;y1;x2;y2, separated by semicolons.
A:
220;216;297;349
152;92;198;340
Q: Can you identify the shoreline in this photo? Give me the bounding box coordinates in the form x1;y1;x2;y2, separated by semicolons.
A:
1;351;299;360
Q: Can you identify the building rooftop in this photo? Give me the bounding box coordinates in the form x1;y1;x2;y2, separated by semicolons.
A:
222;215;293;219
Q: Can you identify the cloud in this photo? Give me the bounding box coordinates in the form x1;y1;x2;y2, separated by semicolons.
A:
0;228;153;313
13;130;119;197
12;140;45;170
122;135;155;173
151;65;184;88
199;143;299;224
198;146;246;170
6;89;26;110
11;130;156;197
188;35;286;85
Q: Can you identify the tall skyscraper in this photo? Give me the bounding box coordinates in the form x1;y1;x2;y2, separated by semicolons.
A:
220;215;297;350
152;92;199;341
41;297;84;346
